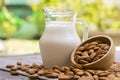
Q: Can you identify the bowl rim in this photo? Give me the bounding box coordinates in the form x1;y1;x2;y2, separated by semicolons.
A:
71;35;114;66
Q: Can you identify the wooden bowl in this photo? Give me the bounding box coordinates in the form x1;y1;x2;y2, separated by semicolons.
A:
71;35;115;70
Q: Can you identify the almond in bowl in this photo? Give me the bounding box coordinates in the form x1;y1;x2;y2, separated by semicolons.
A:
71;35;115;70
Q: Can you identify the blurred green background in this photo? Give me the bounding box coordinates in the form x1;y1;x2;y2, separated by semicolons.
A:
0;0;120;55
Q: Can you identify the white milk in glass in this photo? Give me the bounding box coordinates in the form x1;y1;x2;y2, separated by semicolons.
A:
40;21;80;68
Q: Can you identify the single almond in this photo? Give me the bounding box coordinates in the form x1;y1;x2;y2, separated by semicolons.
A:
10;71;19;75
81;51;89;56
88;49;94;55
45;72;59;78
17;61;22;65
78;60;89;64
29;74;39;79
76;71;84;76
11;67;17;71
78;46;84;51
38;70;44;76
6;64;14;68
90;52;96;59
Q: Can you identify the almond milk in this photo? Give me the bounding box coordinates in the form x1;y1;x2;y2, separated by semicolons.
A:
40;21;80;68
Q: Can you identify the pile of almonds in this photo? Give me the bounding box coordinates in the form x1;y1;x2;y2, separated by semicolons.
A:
74;40;110;65
6;62;120;80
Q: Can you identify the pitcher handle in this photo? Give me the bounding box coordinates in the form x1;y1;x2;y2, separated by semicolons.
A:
76;18;88;42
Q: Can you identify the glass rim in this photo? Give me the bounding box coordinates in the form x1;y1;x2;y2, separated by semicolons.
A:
43;6;74;17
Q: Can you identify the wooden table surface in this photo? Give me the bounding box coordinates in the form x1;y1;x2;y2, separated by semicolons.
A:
0;54;58;80
0;52;120;80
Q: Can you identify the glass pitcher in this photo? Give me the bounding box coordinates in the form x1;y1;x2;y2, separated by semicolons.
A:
40;7;88;68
